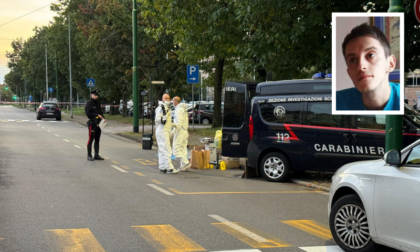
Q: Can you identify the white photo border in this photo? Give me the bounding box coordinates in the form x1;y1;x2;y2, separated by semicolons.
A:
332;12;404;115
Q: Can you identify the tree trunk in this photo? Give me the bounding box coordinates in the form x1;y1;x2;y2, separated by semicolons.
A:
212;57;224;128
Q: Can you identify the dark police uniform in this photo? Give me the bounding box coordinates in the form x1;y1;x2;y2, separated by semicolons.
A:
85;90;105;161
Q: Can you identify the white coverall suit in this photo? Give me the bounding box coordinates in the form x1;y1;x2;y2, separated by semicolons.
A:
172;103;189;168
155;101;175;171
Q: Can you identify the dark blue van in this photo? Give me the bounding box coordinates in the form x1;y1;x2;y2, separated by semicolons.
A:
222;78;420;182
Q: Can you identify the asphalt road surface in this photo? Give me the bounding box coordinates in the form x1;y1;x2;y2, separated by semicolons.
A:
0;106;398;252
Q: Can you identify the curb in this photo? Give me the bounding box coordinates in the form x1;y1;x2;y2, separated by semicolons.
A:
291;179;330;192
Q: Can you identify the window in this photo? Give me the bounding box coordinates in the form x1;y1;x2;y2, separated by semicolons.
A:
406;144;420;164
356;115;386;131
307;102;345;127
260;102;301;124
223;86;245;127
42;103;58;109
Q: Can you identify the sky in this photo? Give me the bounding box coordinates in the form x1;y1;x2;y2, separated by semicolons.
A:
0;1;57;84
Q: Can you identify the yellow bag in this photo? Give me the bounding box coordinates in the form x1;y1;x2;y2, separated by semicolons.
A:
214;130;222;149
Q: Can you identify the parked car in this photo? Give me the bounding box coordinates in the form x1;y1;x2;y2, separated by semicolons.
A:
193;102;223;124
328;139;420;252
36;101;61;121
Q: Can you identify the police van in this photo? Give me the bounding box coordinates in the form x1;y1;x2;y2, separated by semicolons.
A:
222;77;420;182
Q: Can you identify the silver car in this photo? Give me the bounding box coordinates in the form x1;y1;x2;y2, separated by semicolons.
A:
328;139;420;252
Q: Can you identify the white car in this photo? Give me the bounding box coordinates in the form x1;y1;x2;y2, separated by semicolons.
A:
329;139;420;252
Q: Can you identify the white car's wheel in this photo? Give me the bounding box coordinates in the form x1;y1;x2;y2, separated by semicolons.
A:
330;194;380;252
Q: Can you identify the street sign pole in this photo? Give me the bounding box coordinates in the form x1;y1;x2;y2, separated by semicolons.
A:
55;51;59;102
187;65;199;132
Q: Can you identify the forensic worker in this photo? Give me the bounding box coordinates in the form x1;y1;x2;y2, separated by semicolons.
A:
172;96;191;172
337;23;399;111
155;94;178;174
85;89;106;161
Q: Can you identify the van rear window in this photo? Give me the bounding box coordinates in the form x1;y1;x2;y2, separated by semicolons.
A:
223;86;245;127
260;103;301;124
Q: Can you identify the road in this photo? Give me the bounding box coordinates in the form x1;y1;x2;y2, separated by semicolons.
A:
0;105;396;252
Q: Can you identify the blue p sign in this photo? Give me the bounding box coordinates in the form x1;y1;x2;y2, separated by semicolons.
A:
187;65;199;83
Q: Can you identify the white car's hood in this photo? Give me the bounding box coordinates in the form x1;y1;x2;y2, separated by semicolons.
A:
334;158;386;178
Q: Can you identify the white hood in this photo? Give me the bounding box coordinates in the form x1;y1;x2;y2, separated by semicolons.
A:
176;103;188;111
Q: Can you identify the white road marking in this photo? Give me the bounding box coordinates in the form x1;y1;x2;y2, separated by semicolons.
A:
211;250;262;252
8;119;15;122
111;165;128;173
74;145;81;149
299;246;343;252
47;130;51;132
54;134;59;137
37;124;40;126
208;215;267;243
147;184;174;195
42;127;45;129
22;120;29;122
63;139;70;142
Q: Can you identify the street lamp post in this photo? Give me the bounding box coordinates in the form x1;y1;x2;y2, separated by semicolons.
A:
68;12;73;118
45;44;48;101
385;0;403;152
132;0;139;133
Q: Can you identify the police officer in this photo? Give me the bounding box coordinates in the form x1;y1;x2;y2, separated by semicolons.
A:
85;89;106;161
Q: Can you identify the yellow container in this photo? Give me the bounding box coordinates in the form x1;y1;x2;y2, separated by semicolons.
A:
219;161;227;171
210;165;214;169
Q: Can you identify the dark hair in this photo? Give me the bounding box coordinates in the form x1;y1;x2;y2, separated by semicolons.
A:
342;23;391;59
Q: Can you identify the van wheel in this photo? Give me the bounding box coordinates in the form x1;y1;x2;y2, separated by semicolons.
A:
330;194;379;252
260;152;291;182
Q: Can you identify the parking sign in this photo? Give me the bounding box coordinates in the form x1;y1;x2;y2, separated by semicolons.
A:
187;65;199;84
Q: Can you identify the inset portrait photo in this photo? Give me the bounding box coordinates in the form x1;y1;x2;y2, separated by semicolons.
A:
332;13;404;115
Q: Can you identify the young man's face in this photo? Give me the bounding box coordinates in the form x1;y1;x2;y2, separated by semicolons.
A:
345;36;395;93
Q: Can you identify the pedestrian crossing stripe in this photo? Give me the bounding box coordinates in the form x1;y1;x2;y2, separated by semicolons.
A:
299;246;342;252
212;222;290;248
43;228;105;252
132;224;206;252
282;220;333;241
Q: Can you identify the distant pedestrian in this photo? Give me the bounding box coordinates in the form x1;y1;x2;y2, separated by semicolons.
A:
172;96;190;171
85;89;106;161
155;94;178;174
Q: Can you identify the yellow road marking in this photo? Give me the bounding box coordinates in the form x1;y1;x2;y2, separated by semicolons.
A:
111;160;119;164
134;159;157;165
168;188;323;195
150;179;163;185
212;222;289;248
43;228;105;252
103;156;109;160
134;172;145;177
132;224;206;252
282;220;333;240
16;120;22;122
2;120;8;122
121;165;130;170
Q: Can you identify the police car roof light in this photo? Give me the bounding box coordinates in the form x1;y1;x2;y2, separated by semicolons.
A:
326;73;332;78
312;73;326;79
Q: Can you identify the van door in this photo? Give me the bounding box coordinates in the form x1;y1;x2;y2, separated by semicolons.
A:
302;101;352;171
349;115;386;162
222;82;256;157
